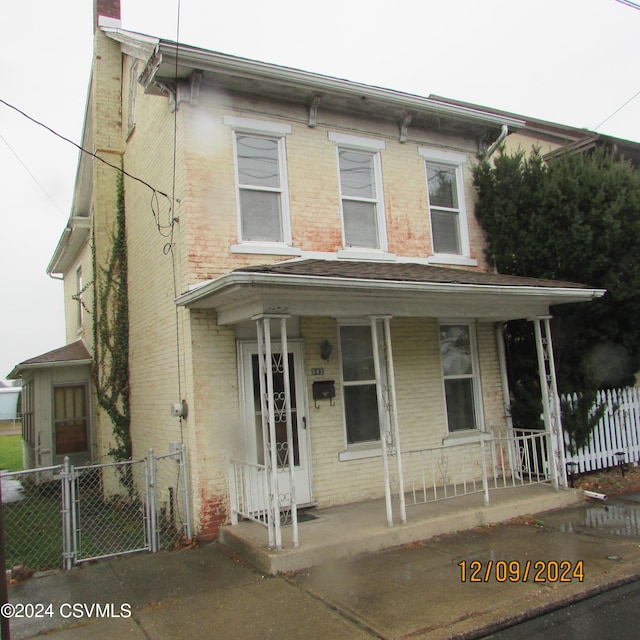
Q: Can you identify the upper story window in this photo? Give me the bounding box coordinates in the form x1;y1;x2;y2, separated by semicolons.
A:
439;323;483;433
419;148;470;259
329;132;387;251
127;60;139;137
225;116;294;250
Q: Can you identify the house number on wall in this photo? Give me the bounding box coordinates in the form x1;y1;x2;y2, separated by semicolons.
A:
311;368;325;376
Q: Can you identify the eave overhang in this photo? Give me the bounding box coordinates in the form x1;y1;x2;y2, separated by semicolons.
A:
7;340;92;380
176;263;605;326
101;27;524;140
47;216;92;277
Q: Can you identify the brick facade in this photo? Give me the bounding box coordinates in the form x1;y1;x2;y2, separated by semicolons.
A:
52;18;574;539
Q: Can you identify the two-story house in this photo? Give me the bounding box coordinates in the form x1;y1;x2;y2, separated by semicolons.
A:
10;0;606;561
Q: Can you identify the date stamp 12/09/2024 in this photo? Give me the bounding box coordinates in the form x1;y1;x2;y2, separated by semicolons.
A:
459;560;585;583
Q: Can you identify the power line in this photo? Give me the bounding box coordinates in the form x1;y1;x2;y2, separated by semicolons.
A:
0;132;66;217
615;0;640;10
594;86;640;131
0;98;172;202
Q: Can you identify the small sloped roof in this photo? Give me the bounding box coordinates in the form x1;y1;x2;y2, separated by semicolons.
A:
177;259;605;325
7;340;92;379
234;260;587;289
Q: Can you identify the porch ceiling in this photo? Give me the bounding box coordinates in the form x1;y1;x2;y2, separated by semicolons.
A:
175;260;605;325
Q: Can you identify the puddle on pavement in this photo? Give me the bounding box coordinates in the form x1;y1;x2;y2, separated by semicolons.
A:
554;496;640;538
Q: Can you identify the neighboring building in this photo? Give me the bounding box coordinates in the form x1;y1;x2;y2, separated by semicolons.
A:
9;0;610;545
8;342;92;469
0;386;22;422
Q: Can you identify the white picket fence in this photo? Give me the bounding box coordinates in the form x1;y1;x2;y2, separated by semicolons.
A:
562;387;640;473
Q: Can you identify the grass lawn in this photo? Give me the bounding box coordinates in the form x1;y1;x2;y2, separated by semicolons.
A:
3;485;63;570
0;433;22;472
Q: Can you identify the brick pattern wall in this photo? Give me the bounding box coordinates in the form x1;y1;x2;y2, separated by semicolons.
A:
295;317;509;507
85;40;516;535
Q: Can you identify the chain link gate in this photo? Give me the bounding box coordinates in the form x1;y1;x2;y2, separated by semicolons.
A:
1;445;192;572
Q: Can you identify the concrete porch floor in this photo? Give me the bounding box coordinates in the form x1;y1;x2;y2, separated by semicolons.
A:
220;484;585;575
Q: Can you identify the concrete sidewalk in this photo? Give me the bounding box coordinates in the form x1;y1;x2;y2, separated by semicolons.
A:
7;498;640;640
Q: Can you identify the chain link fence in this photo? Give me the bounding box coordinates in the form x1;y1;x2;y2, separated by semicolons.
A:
0;445;191;572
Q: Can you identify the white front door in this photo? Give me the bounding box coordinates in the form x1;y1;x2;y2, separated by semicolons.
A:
240;341;313;507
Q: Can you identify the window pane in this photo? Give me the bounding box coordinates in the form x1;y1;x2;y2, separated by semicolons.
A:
240;190;283;241
237;135;280;188
54;386;88;454
440;325;472;376
343;200;378;248
344;385;380;443
431;210;461;254
340;326;375;381
339;150;375;198
444;378;476;431
427;163;458;209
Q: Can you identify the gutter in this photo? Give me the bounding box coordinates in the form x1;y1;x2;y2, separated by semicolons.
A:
47;227;72;277
484;124;509;159
175;271;606;308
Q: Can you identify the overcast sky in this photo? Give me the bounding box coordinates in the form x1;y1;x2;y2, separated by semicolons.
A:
2;0;640;383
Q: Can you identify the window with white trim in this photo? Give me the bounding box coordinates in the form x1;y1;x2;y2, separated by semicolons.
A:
225;116;292;246
419;148;470;257
439;323;481;433
339;324;382;445
127;60;139;135
330;132;387;250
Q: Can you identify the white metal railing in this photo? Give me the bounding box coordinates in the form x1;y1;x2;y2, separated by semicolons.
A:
402;428;552;510
489;427;551;488
228;459;270;526
402;439;490;507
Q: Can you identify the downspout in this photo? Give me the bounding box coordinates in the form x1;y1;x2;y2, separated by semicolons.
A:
484;124;508;159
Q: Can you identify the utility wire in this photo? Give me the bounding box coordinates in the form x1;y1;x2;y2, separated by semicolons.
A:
615;0;640;10
0;131;66;217
0;98;172;201
594;86;640;131
170;0;185;442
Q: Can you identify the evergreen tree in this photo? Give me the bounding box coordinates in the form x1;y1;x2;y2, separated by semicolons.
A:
473;147;640;433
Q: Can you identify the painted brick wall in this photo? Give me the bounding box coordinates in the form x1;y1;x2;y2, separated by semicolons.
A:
86;37;519;536
295;317;509;508
176;85;493;286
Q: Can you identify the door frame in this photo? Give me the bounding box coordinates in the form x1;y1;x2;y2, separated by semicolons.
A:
237;339;314;506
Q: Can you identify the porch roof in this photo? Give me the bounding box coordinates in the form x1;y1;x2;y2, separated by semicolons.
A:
7;340;92;379
175;259;605;325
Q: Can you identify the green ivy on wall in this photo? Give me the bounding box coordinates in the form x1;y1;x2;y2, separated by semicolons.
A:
92;168;131;462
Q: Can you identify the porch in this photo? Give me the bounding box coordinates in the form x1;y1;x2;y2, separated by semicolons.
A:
220;484;584;575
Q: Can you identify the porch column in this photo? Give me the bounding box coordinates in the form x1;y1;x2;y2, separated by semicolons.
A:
382;317;406;524
533;316;567;490
370;318;394;527
279;317;299;547
255;315;285;549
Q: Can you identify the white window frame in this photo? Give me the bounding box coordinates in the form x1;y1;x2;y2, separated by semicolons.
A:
329;132;388;256
438;321;485;436
127;60;139;138
338;321;389;460
419;147;472;265
225;116;299;255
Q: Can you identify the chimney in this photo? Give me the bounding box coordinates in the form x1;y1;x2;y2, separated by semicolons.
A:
94;0;121;30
